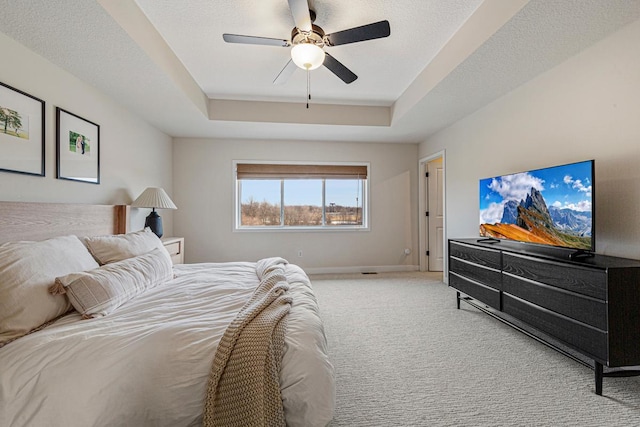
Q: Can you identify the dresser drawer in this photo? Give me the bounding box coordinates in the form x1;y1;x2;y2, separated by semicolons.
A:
503;253;606;300
164;241;181;256
161;237;184;265
503;273;607;330
450;272;501;310
449;242;501;270
450;257;501;290
503;293;607;361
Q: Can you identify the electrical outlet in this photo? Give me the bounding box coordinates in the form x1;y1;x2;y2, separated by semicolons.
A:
297;250;303;257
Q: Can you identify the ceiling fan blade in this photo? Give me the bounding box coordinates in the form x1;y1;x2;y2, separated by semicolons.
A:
287;0;312;32
222;33;290;47
325;20;390;46
273;59;297;85
323;53;357;84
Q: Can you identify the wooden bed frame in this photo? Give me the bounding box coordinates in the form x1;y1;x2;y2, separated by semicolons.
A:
0;201;130;244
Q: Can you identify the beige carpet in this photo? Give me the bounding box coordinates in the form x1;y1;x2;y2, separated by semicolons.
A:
309;272;640;426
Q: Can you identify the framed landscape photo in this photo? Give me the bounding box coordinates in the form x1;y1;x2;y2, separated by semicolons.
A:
0;81;45;176
56;107;100;184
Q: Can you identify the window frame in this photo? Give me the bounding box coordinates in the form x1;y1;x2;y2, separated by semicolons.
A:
233;160;370;232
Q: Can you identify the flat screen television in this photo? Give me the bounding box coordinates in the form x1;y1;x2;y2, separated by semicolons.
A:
479;160;595;255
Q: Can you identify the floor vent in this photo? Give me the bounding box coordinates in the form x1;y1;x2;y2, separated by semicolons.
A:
361;272;378;275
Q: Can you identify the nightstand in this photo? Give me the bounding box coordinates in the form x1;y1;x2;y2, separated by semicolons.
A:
161;237;184;265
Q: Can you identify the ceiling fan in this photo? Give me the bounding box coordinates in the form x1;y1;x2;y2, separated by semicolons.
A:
222;0;391;85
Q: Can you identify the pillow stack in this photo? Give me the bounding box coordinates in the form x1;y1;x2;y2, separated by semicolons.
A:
0;228;174;347
52;228;174;318
51;248;173;318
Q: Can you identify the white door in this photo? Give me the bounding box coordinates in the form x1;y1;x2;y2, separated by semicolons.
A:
427;158;444;271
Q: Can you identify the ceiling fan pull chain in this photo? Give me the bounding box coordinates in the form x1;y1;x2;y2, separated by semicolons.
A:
306;68;310;109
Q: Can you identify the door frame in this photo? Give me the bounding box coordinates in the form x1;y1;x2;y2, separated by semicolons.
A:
418;150;447;279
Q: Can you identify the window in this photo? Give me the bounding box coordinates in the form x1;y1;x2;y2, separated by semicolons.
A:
235;162;368;230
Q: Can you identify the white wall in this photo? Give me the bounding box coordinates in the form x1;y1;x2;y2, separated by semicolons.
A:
173;138;418;272
419;17;640;260
0;32;174;233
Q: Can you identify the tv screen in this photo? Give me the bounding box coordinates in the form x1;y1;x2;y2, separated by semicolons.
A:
479;160;594;251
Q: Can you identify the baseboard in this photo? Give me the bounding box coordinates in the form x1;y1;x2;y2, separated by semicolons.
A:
304;264;420;275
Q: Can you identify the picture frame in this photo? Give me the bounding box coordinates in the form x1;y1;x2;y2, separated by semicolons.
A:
56;107;100;184
0;81;45;176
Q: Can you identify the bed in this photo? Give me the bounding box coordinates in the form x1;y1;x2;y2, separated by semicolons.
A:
0;202;335;427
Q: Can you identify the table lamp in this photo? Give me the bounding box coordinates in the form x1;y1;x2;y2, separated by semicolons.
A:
131;187;177;238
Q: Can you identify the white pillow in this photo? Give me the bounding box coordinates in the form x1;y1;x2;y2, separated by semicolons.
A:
0;235;99;347
50;248;173;318
84;227;165;264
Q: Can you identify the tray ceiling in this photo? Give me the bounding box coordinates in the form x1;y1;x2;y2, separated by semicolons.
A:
0;0;638;143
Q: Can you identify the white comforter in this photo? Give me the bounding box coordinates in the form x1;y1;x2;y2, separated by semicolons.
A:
0;261;334;427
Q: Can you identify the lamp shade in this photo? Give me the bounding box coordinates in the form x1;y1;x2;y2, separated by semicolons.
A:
131;187;177;210
291;43;325;70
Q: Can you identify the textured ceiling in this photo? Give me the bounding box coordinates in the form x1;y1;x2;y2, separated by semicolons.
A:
0;0;639;143
134;0;483;105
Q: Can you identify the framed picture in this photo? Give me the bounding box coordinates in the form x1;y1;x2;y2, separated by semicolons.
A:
56;107;100;184
0;81;45;176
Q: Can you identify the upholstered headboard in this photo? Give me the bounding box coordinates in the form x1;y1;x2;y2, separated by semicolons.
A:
0;202;129;244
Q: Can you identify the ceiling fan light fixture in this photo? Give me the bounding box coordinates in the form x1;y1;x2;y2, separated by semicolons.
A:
291;43;325;70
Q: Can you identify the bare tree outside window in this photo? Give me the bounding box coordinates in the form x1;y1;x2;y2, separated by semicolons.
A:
238;176;365;228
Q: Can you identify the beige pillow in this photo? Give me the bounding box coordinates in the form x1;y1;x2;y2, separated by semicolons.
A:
51;248;173;318
84;227;165;264
0;235;100;347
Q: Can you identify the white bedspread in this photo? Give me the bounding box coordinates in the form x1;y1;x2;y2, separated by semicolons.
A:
0;261;334;427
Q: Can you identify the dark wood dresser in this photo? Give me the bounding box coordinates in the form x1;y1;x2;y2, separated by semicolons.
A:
448;238;640;395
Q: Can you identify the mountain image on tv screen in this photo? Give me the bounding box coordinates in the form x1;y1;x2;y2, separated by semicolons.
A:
479;160;594;250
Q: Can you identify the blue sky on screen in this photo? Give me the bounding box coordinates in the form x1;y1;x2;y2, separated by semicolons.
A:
241;179;363;207
479;161;593;224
